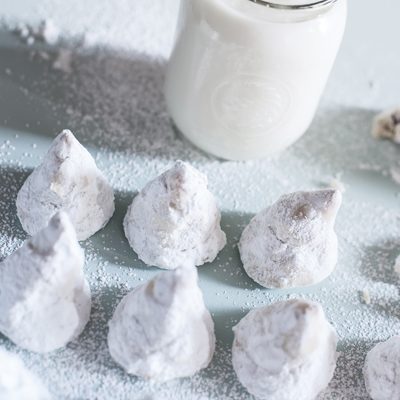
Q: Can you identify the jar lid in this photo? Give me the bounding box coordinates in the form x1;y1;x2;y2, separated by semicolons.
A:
250;0;337;9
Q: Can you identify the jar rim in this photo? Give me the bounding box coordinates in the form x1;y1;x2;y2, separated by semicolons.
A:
249;0;338;10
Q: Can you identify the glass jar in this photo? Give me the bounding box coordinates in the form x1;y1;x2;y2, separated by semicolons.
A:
165;0;347;160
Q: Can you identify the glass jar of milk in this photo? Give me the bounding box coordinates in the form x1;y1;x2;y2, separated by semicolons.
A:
165;0;347;160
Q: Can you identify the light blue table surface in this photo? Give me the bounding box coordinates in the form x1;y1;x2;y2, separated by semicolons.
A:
0;1;400;399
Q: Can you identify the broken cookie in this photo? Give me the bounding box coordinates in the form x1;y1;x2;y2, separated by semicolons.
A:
372;108;400;144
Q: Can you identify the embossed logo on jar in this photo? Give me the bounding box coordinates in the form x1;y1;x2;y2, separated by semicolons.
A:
211;74;292;137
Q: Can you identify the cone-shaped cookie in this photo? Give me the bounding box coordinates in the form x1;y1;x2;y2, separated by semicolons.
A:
0;212;91;353
239;189;342;288
124;161;226;269
364;336;400;400
0;348;51;399
232;299;338;400
108;267;215;381
16;129;115;241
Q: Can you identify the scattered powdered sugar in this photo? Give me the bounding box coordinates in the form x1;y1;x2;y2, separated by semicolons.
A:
1;0;180;57
37;20;59;45
0;3;400;398
13;20;59;46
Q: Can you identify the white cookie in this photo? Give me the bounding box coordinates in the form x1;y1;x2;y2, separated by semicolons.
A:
239;189;342;288
0;348;50;400
232;299;338;400
0;212;91;353
364;336;400;400
124;160;226;269
108;267;215;381
17;129;115;241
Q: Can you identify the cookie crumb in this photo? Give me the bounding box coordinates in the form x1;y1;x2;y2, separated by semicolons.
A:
372;108;400;144
360;289;371;305
394;255;400;275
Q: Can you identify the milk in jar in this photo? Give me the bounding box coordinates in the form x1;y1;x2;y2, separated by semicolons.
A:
165;0;347;160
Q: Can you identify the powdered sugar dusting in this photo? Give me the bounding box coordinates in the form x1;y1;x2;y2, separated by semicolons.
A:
232;300;338;400
108;267;216;381
124;161;226;270
239;189;341;289
0;2;400;398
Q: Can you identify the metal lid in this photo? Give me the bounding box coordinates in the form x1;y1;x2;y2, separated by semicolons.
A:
249;0;338;10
